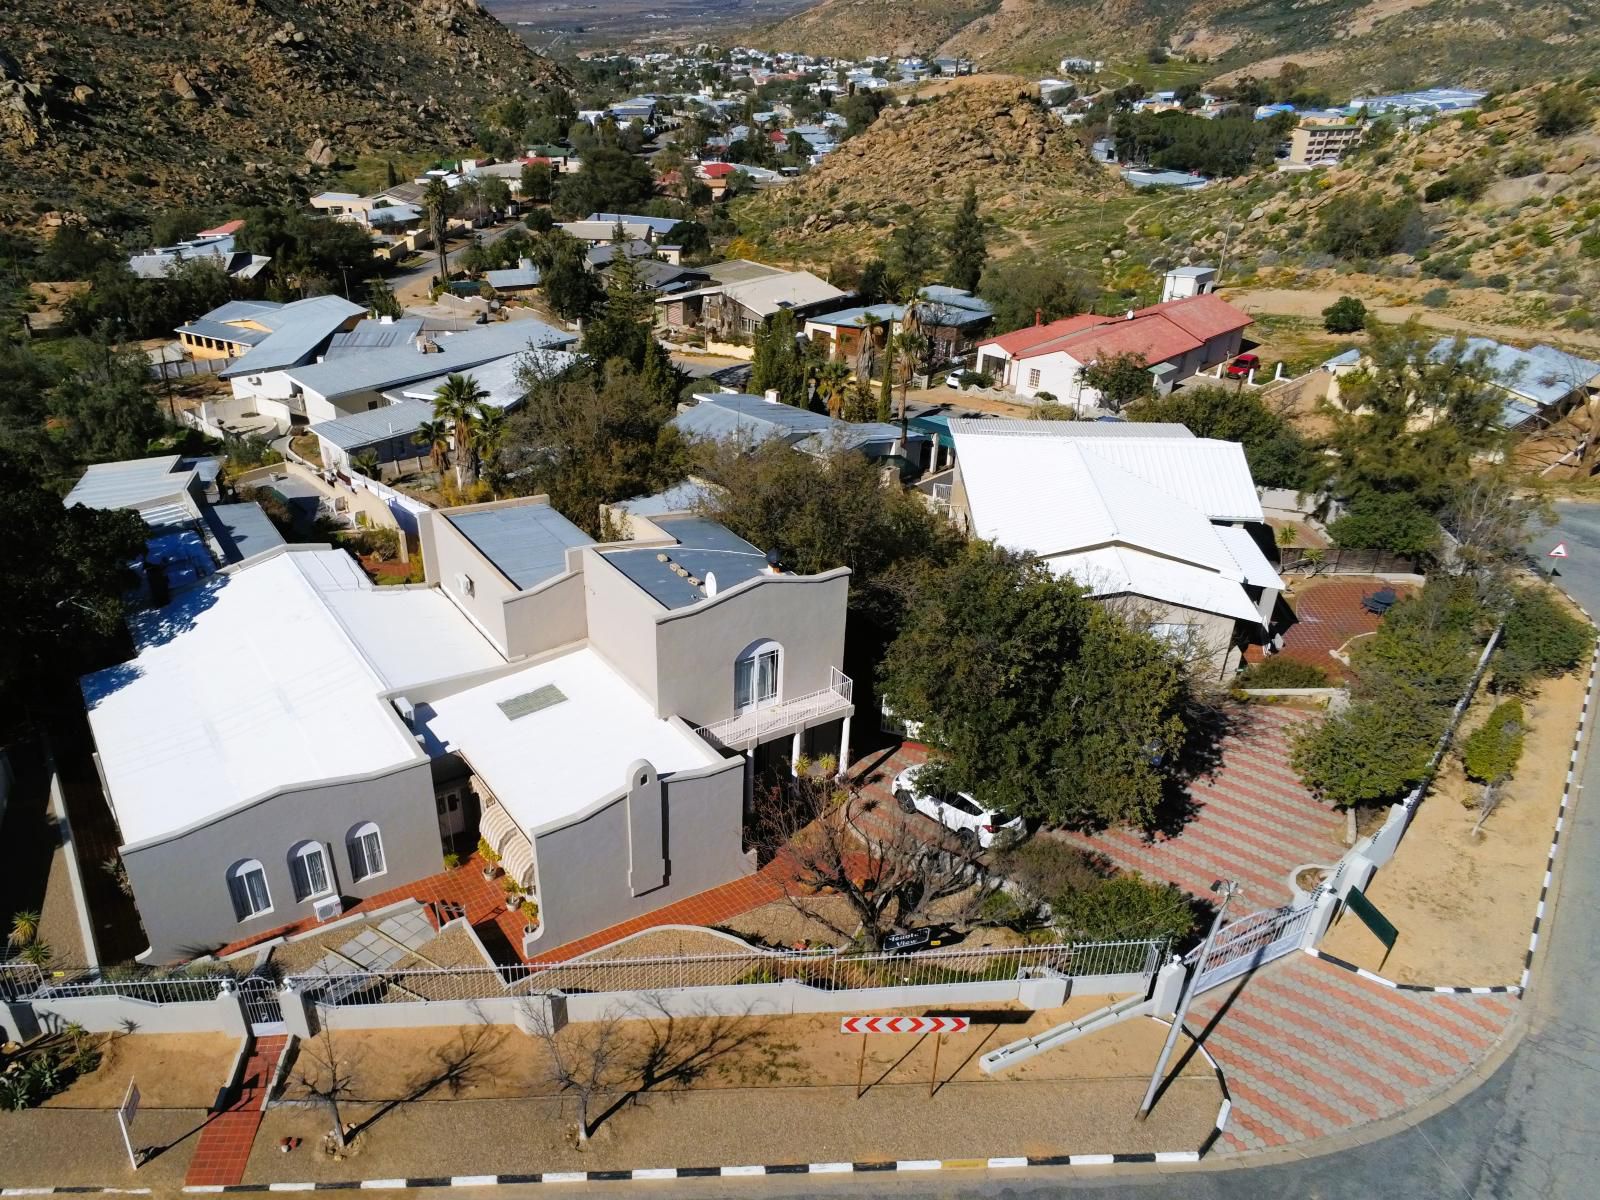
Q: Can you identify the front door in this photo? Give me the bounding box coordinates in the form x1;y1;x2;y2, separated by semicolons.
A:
436;788;467;841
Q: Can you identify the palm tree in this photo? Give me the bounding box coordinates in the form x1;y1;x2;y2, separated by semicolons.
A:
892;328;928;436
474;405;509;495
434;373;491;490
815;361;852;419
423;177;457;289
415;419;451;478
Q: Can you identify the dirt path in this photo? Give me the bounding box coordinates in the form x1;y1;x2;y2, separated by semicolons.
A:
1226;286;1600;354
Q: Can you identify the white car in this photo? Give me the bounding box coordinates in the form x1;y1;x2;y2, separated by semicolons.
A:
891;765;1023;849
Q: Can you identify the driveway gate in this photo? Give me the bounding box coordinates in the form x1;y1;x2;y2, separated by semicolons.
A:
1188;900;1317;995
239;974;286;1035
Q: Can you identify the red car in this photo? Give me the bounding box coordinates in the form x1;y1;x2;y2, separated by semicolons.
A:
1226;353;1260;379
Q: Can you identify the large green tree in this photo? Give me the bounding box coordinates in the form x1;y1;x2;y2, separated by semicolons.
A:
750;308;809;406
944;184;987;293
879;542;1189;828
580;249;655;370
552;145;657;219
978;260;1097;333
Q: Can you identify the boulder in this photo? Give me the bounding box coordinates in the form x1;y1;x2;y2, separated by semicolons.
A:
304;136;335;167
172;71;201;103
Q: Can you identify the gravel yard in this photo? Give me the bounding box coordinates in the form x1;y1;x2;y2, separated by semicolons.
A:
42;1033;240;1110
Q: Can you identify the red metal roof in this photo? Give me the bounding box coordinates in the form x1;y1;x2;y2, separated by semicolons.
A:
197;219;244;237
978;313;1109;356
701;162;736;178
1133;293;1252;342
1048;315;1202;365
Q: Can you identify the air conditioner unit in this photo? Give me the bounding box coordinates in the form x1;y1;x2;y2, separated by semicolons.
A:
312;894;344;922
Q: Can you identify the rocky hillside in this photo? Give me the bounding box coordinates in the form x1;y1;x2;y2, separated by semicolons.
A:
733;78;1114;265
760;0;1600;91
0;0;569;227
1137;82;1600;332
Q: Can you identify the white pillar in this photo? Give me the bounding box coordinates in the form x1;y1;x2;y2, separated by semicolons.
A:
791;730;803;776
839;714;852;776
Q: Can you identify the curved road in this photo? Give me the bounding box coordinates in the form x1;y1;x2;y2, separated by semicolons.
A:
537;507;1600;1200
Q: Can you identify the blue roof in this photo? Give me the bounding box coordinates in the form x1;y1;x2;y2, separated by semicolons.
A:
286;320;575;400
219;295;366;379
806;304;906;328
447;504;594;591
485;265;542;289
310;399;437;451
616;479;718;517
176;319;269;346
1432;337;1600;408
918;286;992;316
587;211;680;235
601;515;771;609
199;300;283;324
324;318;424;357
675;393;838;444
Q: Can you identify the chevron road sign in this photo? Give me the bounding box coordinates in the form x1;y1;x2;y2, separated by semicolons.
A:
840;1015;970;1034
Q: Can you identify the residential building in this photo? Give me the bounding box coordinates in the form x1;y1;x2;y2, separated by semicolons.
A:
215;296;370;424
1287;112;1365;165
802;304;905;366
674;391;928;471
484;258;542;294
1160;265;1218;304
82;497;852;963
915;286;996;365
973;294;1253;406
660;269;848;340
129;234;270;282
945;420;1281;678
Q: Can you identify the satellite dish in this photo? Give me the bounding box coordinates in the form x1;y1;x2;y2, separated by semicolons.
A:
704;571;718;597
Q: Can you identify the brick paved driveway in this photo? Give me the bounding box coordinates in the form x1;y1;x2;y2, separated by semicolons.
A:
1188;952;1519;1154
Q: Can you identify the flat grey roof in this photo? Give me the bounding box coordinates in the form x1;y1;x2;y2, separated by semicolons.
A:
218;295;366;379
448;504;595;590
310;398;437;451
203;501;287;563
601;515;770;609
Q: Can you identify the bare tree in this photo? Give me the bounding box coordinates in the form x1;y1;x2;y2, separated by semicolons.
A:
294;1026;359;1151
751;758;982;951
522;1001;629;1145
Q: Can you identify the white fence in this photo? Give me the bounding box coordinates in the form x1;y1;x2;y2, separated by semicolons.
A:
1187;902;1319;995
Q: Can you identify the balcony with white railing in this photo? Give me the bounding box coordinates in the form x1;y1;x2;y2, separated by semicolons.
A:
695;667;854;753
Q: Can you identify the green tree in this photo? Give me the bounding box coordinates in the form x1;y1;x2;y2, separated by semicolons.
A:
1080;351;1153;412
750;308;808;406
885;211;938;296
1494;587;1593;693
433;372;491;489
49;337;167;463
879;542;1188;828
423;177;458;287
478;176;513;218
814;360;852;417
978;259;1097;333
1460;699;1524;785
367;279;403;320
944;184;987;293
385;160;400;188
538;232;604;322
3;449;149;724
1052;874;1196;944
1328;492;1440;557
553;145;656;219
581;249;654;370
414;418;451;476
1315;194;1421;260
1321;295;1368;334
520;161;554;204
149;208;207;248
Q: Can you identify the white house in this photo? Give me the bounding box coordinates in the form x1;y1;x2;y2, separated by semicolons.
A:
945;419;1282;678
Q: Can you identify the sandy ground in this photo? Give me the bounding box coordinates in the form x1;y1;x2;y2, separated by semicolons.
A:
43;1033;242;1110
258;1011;1216;1177
1321;666;1590;984
0;1107;210;1188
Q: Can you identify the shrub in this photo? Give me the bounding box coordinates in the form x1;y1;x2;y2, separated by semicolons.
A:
1051;875;1197;945
1315;194;1421;260
1239;658;1331;689
1502;152;1543;178
1536;88;1592;137
992;839;1110;909
1321;295;1368;333
1461;699;1524;784
1421;287;1451;307
1495;587;1593;693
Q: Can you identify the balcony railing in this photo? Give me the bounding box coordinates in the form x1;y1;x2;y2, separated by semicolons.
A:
695;668;853;752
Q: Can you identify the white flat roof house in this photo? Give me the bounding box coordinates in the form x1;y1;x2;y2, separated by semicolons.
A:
83;496;853;966
946;420;1282;678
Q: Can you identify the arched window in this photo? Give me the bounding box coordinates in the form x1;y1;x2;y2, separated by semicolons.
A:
288;841;332;902
347;822;386;882
227;859;272;922
734;640;782;712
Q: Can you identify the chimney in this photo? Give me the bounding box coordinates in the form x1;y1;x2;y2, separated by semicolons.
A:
1034;307;1043;327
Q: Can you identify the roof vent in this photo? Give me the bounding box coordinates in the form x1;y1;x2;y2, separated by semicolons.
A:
686;574;701;587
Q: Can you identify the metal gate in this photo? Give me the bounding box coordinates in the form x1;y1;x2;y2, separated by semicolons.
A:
239;975;285;1034
1188;900;1317;995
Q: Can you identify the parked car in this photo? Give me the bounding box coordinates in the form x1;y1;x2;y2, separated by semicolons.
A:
946;369;972;390
891;764;1023;849
1225;352;1260;379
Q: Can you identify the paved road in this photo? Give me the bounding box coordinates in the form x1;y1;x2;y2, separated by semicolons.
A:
391;219;524;304
472;508;1600;1199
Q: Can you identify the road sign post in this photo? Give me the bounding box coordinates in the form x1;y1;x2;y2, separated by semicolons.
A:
1550;541;1569;578
117;1079;141;1171
840;1016;970;1100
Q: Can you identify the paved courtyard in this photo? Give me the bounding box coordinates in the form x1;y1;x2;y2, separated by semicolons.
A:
1247;575;1412;682
1188;952;1519;1154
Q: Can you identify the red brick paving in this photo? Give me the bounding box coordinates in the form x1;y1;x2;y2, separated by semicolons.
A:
182;1034;286;1187
1246;576;1414;681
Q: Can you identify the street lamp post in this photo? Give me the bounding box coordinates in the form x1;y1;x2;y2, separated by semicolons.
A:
1137;878;1240;1122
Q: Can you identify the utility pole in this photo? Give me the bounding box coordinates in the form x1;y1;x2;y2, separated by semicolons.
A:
1137;878;1239;1122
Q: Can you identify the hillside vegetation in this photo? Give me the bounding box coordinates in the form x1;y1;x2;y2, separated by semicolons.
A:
733;78;1114;267
0;0;569;228
759;0;1600;93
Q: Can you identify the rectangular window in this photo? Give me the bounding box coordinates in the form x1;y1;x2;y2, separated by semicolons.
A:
358;831;384;877
230;867;271;920
756;649;779;703
1028;368;1041;388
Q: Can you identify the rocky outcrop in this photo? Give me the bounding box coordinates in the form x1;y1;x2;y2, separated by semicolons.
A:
0;0;570;224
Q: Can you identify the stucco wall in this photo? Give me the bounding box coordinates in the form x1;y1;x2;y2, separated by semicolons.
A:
652;571;850;726
580;548;666;707
122;759;439;963
421;509;516;653
528;754;745;951
503;570;588;660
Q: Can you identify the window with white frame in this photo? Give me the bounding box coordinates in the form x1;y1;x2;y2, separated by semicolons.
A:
289;841;332;902
1027;368;1041;388
734;640;781;712
347;822;386;881
227;860;273;922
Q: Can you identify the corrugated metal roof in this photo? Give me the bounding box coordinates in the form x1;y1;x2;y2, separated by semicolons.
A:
396;349;581;409
944;418;1194;439
202;501;287;564
601;515;770;609
63;455;202;513
326;318;425;354
286;320;575;400
805;304;906;328
219;295;366;378
175;319;269;346
1433;337;1600;408
311;398;437;451
675;393;837;443
587;211;681;234
1049;546;1264;624
721;270;846;317
202;300;283;324
447;504;594;590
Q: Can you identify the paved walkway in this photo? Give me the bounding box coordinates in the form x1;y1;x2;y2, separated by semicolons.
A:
183;1035;287;1187
1187;952;1518;1155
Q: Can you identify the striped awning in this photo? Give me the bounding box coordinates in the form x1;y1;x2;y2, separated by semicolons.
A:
480;800;536;889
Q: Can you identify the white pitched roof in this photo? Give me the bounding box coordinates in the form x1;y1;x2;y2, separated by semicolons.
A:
81;549;503;847
1051;547;1265;625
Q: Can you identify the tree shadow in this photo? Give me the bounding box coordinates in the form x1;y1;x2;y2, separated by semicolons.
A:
348;1020;510;1138
1147;964;1256;1121
1141;699;1245;839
